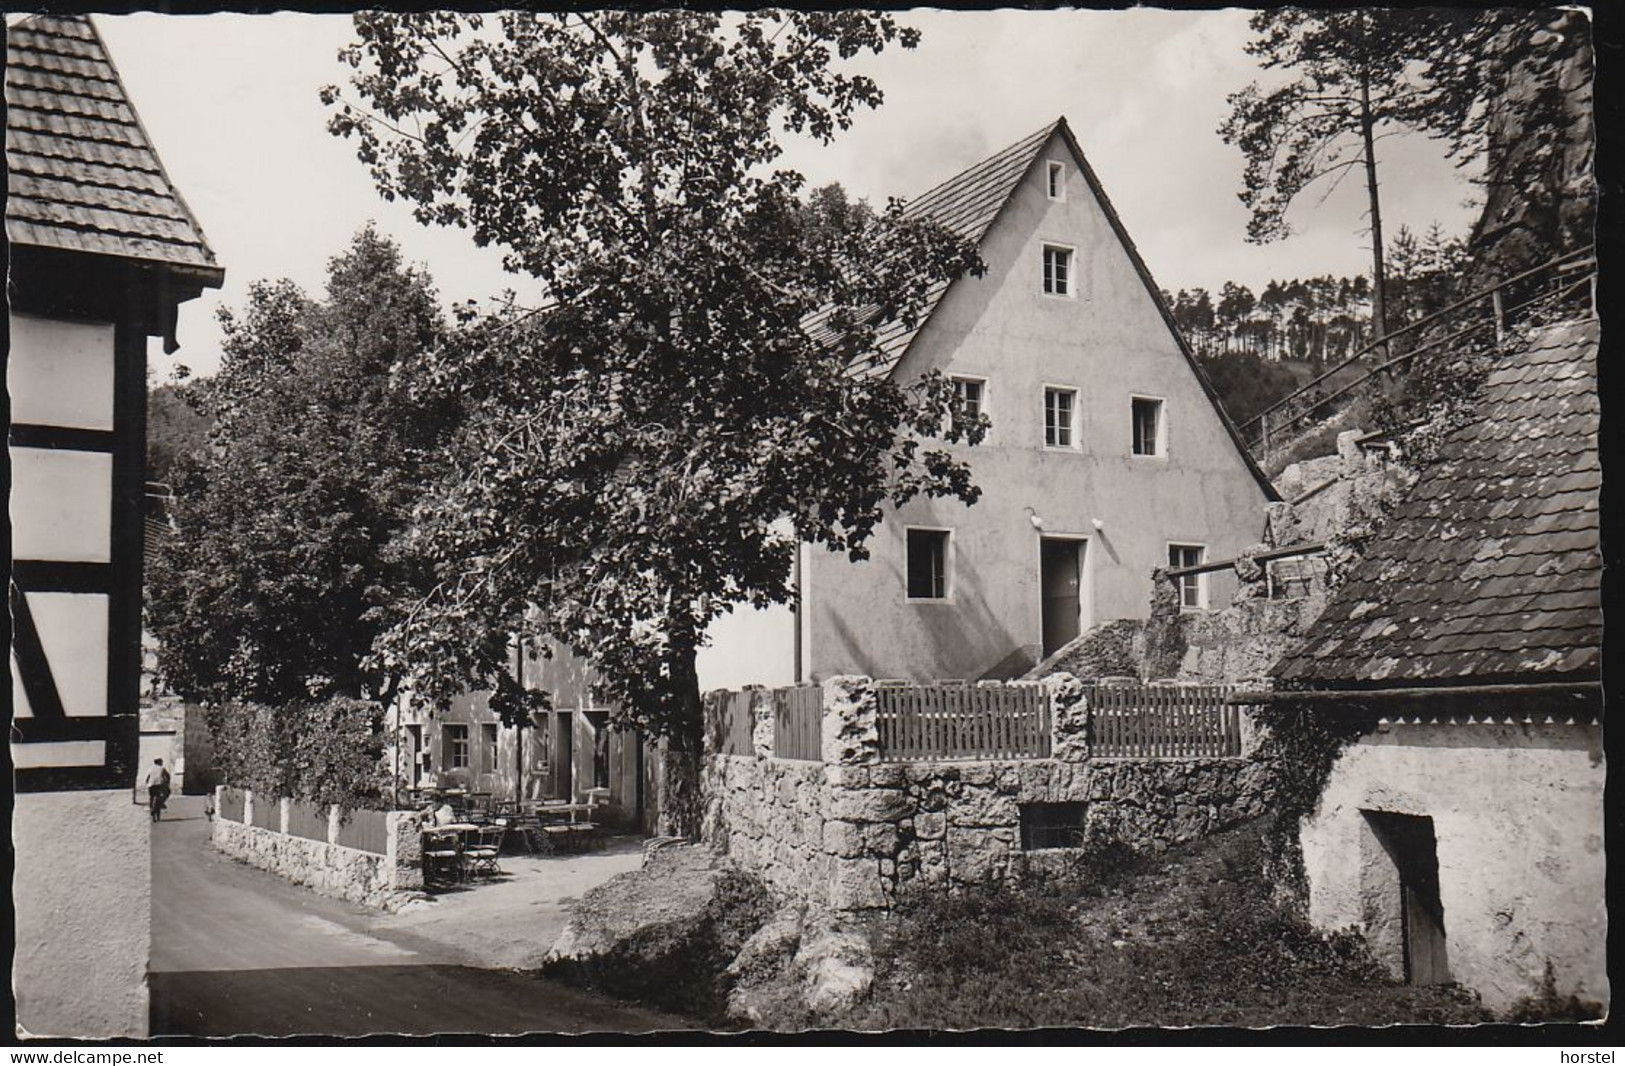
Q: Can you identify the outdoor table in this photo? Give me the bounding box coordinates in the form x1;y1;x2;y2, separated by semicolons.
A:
530;802;593;823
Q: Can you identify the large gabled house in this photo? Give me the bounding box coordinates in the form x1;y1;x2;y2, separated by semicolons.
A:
698;117;1278;689
1272;319;1604;1013
395;118;1281;819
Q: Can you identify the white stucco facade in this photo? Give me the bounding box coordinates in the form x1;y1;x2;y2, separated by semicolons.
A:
1299;715;1607;1013
700;125;1273;688
12;791;151;1038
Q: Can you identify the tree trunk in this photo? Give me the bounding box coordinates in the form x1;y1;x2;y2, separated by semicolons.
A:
655;644;704;839
1358;54;1391;357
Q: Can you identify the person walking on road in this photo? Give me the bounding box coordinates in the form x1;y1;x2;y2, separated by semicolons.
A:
146;758;172;822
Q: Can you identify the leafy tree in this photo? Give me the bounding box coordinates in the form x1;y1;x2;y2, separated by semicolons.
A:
1196;349;1301;428
147;227;453;708
1219;9;1446;349
1385;222;1468;328
324;12;985;834
146;381;209;489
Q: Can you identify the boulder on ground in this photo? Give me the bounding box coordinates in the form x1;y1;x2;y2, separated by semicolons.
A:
797;925;875;1016
545;842;773;1024
724;901;807;1026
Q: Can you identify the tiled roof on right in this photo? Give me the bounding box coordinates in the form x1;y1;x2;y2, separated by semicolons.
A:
1273;318;1600;689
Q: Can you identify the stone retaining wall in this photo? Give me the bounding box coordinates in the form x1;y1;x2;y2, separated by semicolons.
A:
210;787;425;911
701;675;1274;913
702;754;834;907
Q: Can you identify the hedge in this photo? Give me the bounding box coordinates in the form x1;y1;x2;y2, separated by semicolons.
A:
209;696;390;811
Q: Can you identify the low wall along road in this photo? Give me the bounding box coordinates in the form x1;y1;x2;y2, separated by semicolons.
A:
211;786;425;910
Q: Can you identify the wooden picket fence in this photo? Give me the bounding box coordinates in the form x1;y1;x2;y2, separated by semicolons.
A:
874;683;1053;761
1087;683;1242;758
773;684;822;761
706;689;755;756
712;681;1244;762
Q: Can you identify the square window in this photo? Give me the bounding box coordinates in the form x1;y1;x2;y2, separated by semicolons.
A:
445;724;470;769
1042;245;1073;296
1168;544;1206;610
1020;801;1088;850
1045;387;1077;448
1132;397;1164;456
1046;161;1066;200
906;529;950;600
951;376;984;421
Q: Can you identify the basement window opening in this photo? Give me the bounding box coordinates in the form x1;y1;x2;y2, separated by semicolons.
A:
1020;801;1088;850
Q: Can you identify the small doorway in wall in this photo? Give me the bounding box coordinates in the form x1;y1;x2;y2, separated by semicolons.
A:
1040;537;1087;657
553;711;574;800
1365;811;1451;985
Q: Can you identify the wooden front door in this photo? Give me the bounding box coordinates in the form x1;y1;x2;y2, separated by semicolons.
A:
1373;812;1451;984
1040;538;1085;657
553;711;574;800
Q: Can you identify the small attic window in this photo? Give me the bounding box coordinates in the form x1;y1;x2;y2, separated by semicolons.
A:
1047;161;1066;200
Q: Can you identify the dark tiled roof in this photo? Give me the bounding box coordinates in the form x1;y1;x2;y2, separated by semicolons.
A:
1274;319;1600;688
808;120;1060;379
6;14;223;279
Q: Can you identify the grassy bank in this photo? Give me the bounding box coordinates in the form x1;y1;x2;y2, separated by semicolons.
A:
835;819;1490;1030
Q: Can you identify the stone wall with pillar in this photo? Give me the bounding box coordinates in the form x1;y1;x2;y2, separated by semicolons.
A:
701;674;1274;914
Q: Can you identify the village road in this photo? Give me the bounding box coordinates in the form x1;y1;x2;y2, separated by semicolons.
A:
150;795;689;1037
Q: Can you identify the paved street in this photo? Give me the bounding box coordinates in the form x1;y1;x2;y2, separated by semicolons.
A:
150;795;689;1037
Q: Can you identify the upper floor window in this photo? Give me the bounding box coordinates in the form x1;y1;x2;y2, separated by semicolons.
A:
1042;245;1073;297
1168;544;1206;610
445;724;470;769
906;528;951;601
1132;396;1165;456
1046;161;1066;201
951;376;985;422
1044;386;1078;449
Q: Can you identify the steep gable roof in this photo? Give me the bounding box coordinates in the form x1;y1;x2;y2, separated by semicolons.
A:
5;14;224;282
818;116;1275;499
832;121;1058;380
1274;319;1600;689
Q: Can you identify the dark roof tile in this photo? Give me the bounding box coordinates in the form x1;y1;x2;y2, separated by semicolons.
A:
6;14;222;279
1275;319;1600;688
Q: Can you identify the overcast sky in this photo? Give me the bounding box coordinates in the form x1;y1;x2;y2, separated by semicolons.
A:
90;10;1482;380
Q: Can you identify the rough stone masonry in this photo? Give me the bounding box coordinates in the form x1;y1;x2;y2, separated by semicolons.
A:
701;674;1274;913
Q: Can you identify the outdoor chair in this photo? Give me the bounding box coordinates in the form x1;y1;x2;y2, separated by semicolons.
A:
422;829;463;886
542;823;576;853
462;825;505;880
566;821;597;851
